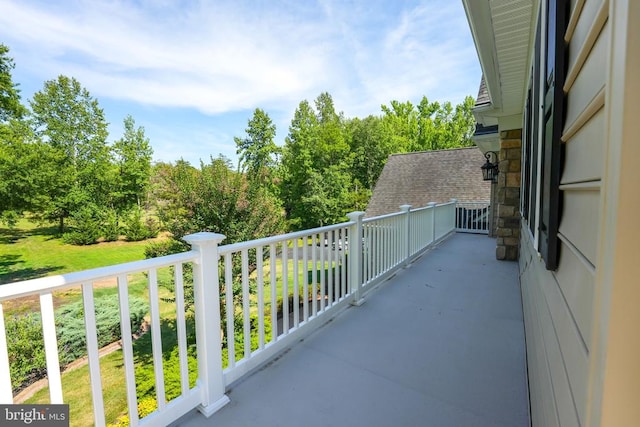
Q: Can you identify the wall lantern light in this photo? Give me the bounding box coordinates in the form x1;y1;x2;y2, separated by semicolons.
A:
481;151;499;182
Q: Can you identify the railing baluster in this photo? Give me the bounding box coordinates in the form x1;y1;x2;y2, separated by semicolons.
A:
224;254;235;367
148;269;166;409
256;247;265;350
282;242;289;334
117;274;139;426
292;240;299;328
325;231;332;307
302;237;309;322
366;225;371;284
341;227;347;299
270;244;277;342
242;249;251;358
332;230;346;302
311;234;317;318
82;283;105;427
0;303;12;404
40;292;63;404
174;263;190;396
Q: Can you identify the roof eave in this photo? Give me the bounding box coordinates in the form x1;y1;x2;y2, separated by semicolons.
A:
462;0;502;111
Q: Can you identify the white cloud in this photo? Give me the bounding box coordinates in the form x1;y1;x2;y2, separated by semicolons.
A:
0;0;481;164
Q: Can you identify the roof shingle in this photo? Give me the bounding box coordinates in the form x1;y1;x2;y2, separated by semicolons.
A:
365;147;491;217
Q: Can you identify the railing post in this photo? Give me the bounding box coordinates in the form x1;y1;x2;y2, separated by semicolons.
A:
427;202;437;244
400;205;411;265
450;199;458;233
183;232;230;417
346;211;365;306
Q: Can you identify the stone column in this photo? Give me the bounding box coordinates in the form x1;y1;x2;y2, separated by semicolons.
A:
496;129;522;261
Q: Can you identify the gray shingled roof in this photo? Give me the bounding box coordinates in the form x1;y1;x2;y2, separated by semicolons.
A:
365;147;491;217
475;76;491;107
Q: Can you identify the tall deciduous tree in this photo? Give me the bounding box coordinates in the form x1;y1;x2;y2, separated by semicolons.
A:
113;115;153;210
0;44;41;225
313;92;348;168
234;108;278;179
29;75;111;232
381;100;419;153
280;100;317;229
0;44;26;123
346;115;392;189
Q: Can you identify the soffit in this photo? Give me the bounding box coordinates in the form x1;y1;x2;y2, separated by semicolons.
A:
464;0;537;118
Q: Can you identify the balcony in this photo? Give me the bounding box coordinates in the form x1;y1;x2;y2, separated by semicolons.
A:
0;201;528;426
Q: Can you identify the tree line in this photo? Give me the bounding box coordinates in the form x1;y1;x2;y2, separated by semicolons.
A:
0;43;476;246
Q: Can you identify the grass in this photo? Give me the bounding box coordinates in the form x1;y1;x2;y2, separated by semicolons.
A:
0;219;159;284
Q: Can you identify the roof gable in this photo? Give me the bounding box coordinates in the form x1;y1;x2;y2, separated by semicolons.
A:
365;147;491;217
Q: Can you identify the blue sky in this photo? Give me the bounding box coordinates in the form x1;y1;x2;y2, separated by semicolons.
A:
0;0;481;166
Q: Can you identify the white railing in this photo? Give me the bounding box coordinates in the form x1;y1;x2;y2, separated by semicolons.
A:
455;201;490;234
0;200;457;426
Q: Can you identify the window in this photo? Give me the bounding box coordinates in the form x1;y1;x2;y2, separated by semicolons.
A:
521;0;567;270
522;17;542;245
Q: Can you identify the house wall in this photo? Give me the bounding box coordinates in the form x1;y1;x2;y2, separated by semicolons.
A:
520;0;608;426
590;0;640;425
496;130;521;260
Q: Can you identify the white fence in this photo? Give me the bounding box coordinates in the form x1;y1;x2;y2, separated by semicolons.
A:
455;201;491;234
0;200;456;426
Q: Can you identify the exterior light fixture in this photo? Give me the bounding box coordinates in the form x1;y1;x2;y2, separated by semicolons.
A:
481;151;499;182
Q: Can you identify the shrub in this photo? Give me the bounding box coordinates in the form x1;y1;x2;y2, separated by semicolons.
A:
144;239;187;259
123;208;156;241
62;206;103;245
56;295;148;365
7;295;149;393
5;313;46;392
101;209;120;242
107;396;158;427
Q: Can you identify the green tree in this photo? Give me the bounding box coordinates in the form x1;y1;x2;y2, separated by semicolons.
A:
0;45;46;225
29;75;111;232
152;156;285;244
346;115;392;189
113;115;153;210
280;100;317;229
313;92;348;168
234;108;278;179
381;100;418;153
0;44;26;123
0;122;57;225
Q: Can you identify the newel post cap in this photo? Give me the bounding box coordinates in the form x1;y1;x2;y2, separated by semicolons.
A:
346;211;365;221
183;232;226;247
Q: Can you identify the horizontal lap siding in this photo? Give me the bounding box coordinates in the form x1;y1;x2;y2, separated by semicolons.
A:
521;229;582;427
559;190;600;265
523;2;608;426
561;108;604;183
521;236;560;427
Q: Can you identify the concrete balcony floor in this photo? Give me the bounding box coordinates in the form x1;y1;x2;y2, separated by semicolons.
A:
173;233;529;427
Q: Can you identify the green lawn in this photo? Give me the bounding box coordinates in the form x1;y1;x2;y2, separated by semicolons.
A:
0;219;158;284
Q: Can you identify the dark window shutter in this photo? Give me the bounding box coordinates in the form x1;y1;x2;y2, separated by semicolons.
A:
529;17;542;237
538;0;568;270
522;87;531;219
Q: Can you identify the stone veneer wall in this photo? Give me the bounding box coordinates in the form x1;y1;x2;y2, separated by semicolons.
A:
488;181;498;237
496;129;522;260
